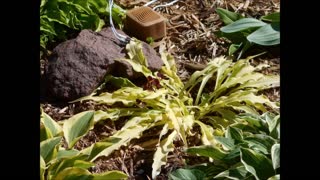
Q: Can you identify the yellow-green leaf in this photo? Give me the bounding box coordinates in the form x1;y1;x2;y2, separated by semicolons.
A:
63;111;95;149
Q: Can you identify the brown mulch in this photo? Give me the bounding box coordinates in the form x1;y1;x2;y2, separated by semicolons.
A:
40;0;280;179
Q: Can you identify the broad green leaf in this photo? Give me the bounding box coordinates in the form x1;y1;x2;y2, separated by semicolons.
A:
268;174;280;180
240;148;275;180
216;8;243;25
247;24;280;46
92;170;128;180
244;134;277;154
187;145;227;160
81;142;115;161
152;131;177;179
55;159;94;176
169;168;205;180
57;149;80;160
40;156;46;180
63;111;95;149
261;12;280;23
41;112;63;137
226;127;243;143
214;165;253;180
222;146;241;163
221;18;266;33
47;154;89;179
271;144;280;169
237;113;268;132
40;122;52;142
190;164;227;178
215;136;235;150
54;167;92;180
265;114;280;139
40;137;62;163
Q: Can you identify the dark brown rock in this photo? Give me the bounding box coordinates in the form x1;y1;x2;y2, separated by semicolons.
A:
98;28;163;79
44;27;163;101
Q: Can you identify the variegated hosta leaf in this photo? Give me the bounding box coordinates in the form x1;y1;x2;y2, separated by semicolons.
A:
88;111;162;161
41;112;63;138
207;91;278;116
152;131;177;179
73;87;168;108
126;38;148;67
93;108;148;122
63;111;95;149
165;102;187;144
116;58;153;77
160;53;186;92
195;120;216;146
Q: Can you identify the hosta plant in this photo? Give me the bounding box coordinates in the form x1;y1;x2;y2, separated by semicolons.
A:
40;109;128;180
71;38;279;179
216;8;280;59
169;112;280;180
40;0;126;50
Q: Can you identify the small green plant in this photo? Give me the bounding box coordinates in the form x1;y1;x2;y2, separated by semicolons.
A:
146;36;155;45
40;0;126;50
216;8;280;59
40;109;128;180
169;112;280;180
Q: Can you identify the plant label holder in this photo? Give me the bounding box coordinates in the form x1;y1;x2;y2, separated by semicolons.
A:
125;6;166;42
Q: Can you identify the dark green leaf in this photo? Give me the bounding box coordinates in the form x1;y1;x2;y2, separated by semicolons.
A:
237;113;268;132
214;165;253;180
215;136;235;150
54;167;92;180
221;18;266;33
169;168;205;180
240;148;275;179
247;24;280;46
261;12;280;23
187;146;227;160
216;8;243;25
40;137;62;163
244;134;277;154
226;127;243;143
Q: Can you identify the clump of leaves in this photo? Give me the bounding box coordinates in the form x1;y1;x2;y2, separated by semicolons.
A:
40;109;128;180
71;38;279;179
216;8;280;59
169;112;280;180
40;0;126;50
